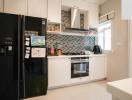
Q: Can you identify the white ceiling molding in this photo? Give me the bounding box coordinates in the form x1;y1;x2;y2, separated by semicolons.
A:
62;0;108;5
79;0;107;5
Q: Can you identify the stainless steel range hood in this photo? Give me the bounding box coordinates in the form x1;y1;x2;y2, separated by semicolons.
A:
67;6;89;31
62;6;97;32
71;7;80;28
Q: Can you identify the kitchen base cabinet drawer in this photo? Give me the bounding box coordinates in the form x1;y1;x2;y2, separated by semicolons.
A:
70;76;92;84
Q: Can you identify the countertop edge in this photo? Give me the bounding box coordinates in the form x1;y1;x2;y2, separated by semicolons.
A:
47;54;106;59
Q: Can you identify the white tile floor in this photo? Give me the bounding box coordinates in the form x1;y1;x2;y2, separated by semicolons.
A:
25;80;112;100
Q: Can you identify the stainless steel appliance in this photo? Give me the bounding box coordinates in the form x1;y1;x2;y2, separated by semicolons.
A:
71;57;89;78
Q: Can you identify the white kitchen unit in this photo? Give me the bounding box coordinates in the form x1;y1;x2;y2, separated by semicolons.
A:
4;0;28;15
107;78;132;100
48;0;61;23
48;54;106;89
28;0;47;18
90;55;106;80
48;57;71;88
0;0;3;12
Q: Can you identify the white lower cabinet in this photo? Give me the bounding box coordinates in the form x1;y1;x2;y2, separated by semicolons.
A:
89;55;106;80
48;58;71;88
48;55;107;88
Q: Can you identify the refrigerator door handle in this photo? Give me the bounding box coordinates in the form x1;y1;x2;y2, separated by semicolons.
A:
22;16;26;98
17;15;21;100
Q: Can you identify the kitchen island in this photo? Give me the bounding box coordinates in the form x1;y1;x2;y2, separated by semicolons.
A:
107;78;132;100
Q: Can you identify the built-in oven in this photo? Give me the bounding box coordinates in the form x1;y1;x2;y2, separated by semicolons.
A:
71;57;89;78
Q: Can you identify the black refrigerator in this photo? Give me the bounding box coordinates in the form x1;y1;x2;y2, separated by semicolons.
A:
0;12;48;100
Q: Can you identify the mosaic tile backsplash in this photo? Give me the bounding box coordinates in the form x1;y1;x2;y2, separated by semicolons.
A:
47;33;96;53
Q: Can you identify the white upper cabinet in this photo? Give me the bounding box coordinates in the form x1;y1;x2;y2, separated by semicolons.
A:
121;0;132;20
0;0;3;12
48;0;61;23
4;0;28;15
28;0;47;18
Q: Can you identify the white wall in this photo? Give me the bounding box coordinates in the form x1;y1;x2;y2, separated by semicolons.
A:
100;0;129;81
62;0;99;27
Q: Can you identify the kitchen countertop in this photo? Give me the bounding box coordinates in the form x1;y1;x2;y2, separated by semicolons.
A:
107;78;132;100
48;54;106;59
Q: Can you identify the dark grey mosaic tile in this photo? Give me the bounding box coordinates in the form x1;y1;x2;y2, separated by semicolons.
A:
47;33;95;53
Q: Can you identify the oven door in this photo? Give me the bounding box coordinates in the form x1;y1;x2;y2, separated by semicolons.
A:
71;61;89;78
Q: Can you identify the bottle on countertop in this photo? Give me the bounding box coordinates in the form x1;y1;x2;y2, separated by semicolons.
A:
50;45;55;56
55;42;62;56
57;48;62;56
54;43;58;56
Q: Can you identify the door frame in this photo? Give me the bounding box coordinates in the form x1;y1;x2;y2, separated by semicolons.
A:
128;20;132;77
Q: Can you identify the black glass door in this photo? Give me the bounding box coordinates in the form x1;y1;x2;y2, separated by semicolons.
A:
0;13;20;100
21;16;48;98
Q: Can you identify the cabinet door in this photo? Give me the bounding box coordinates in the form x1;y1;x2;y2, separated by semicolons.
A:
28;0;47;18
4;0;27;15
48;0;61;23
48;58;71;88
121;0;132;20
0;0;3;12
90;56;106;80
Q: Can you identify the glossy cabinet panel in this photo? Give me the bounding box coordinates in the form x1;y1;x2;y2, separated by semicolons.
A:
4;0;28;15
0;0;3;12
28;0;47;18
48;0;61;23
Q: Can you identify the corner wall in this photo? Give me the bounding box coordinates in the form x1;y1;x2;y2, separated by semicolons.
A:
99;0;129;81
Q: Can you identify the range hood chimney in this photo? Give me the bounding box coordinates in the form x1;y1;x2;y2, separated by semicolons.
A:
65;6;89;31
62;5;97;32
71;6;80;28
